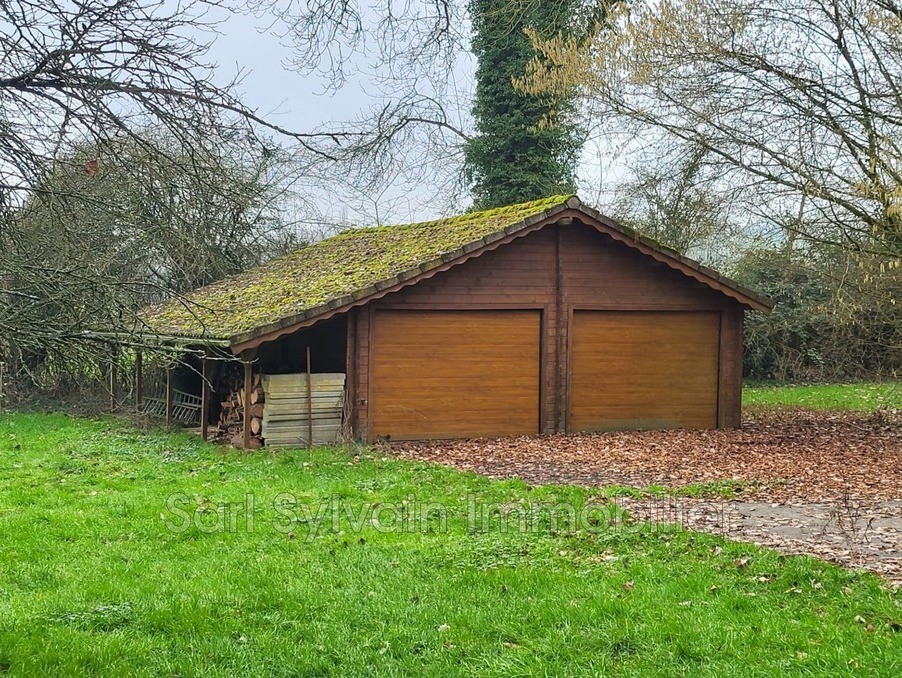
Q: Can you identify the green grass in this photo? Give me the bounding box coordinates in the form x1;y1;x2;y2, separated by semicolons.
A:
743;382;901;412
1;414;900;676
604;479;766;501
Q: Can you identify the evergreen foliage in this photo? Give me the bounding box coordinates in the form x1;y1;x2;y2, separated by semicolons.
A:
734;248;902;382
465;0;593;209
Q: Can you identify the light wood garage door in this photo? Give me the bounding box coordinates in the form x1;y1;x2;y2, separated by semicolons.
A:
570;311;720;431
371;310;540;440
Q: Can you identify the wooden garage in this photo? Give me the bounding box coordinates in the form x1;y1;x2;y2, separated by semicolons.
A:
140;195;771;445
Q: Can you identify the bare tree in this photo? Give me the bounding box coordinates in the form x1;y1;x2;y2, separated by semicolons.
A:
0;0;348;379
248;1;467;89
610;143;733;256
1;131;303;371
522;0;902;259
520;0;902;371
0;0;346;200
246;0;475;212
254;1;611;214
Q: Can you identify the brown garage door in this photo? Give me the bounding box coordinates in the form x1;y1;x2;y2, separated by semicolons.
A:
371;310;540;440
570;311;720;431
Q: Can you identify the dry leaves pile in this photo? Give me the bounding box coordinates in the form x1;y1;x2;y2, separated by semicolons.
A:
387;409;902;503
386;408;902;583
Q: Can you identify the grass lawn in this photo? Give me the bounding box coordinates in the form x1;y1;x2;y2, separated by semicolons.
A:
743;381;901;412
1;414;900;676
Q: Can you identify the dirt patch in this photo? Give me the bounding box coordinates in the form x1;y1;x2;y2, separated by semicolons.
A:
386;408;902;583
618;497;902;586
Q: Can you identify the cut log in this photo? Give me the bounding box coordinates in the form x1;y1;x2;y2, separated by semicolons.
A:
212;366;264;449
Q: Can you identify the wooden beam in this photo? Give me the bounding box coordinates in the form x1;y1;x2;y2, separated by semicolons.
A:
344;310;357;438
134;350;143;415
363;304;374;442
242;360;253;449
200;356;211;441
109;349;117;411
306;346;313;448
165;363;174;427
554;224;565;433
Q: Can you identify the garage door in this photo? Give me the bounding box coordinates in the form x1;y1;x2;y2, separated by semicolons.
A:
570;311;720;431
371;310;540;440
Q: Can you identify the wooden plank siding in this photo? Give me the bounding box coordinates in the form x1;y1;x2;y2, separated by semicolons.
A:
347;219;746;440
718;305;745;428
262;373;346;446
369;227;559;435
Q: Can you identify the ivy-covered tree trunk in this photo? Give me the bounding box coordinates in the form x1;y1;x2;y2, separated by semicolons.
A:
464;0;584;209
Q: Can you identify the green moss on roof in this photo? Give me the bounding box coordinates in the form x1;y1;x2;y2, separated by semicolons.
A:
140;195;572;341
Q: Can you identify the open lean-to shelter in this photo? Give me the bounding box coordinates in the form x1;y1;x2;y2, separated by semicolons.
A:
137;195;772;446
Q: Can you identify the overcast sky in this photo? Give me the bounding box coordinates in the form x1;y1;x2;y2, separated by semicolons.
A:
199;4;619;227
206;11;367;139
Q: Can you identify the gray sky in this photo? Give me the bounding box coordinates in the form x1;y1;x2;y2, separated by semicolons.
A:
206;11;368;136
201;4;617;226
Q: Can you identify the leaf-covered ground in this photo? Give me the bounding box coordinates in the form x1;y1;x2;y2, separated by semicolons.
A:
388;409;902;584
388;409;902;503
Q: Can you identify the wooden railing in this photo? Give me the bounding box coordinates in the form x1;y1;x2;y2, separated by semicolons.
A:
141;389;202;425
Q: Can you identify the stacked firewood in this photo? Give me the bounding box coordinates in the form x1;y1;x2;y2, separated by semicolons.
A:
215;372;265;448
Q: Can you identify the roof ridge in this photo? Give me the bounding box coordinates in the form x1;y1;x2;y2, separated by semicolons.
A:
333;194;573;238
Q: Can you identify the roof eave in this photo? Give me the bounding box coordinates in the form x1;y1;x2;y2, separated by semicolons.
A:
79;330;232;348
571;201;774;313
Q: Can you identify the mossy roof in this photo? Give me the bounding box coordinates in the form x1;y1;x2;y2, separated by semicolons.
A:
140;194;772;346
140;195;574;342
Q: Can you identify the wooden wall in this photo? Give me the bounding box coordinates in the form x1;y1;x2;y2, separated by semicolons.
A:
344;219;747;440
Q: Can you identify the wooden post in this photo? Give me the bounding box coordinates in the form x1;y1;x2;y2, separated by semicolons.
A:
717;307;744;429
109;350;117;411
165;362;174;427
306;346;313;448
344;311;357;438
242;360;253;449
554;225;565;433
134;350;143;415
200;356;211;441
